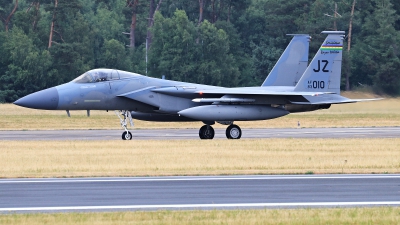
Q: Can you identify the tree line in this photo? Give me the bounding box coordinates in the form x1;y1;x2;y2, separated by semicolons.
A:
1;0;399;102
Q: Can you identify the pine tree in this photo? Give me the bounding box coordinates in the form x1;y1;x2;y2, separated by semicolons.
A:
352;0;400;94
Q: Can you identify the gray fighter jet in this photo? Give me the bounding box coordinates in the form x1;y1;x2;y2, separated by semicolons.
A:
14;31;379;140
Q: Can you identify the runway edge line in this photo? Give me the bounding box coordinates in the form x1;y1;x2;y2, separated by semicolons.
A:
2;202;400;212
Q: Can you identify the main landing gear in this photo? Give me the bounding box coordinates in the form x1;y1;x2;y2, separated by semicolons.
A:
115;110;133;140
198;123;242;140
226;124;242;139
199;125;215;139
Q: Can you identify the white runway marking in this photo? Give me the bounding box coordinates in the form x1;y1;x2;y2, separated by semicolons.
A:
1;202;400;212
1;175;400;183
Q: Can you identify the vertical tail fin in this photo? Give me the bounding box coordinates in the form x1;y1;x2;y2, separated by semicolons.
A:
294;31;345;94
262;34;311;87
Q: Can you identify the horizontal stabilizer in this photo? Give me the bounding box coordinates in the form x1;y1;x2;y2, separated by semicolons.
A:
290;98;384;105
342;98;384;103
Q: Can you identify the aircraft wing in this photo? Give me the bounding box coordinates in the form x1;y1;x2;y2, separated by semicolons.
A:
197;87;334;96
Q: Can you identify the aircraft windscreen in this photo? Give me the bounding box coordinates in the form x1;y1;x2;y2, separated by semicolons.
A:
72;69;118;83
72;73;95;83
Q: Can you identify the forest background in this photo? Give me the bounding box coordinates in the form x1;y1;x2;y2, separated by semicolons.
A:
0;0;399;103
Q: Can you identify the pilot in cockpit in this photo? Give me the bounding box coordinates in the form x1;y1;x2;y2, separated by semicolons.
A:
92;71;108;82
73;69;122;83
92;72;99;82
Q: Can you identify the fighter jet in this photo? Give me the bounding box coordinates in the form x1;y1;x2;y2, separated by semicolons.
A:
14;31;379;140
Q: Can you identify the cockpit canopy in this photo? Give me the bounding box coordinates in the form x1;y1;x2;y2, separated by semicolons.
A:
72;69;141;83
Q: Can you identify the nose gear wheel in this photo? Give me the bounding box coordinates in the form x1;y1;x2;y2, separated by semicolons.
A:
122;131;132;140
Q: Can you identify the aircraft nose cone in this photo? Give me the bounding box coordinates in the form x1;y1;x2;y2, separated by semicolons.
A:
14;87;59;110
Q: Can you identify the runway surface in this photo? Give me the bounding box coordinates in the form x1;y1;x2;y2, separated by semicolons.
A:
1;127;400;140
1;175;400;213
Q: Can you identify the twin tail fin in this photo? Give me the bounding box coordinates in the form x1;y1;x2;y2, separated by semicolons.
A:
294;31;345;94
262;34;311;87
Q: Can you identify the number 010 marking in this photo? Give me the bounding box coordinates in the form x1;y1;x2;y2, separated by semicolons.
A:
313;81;325;89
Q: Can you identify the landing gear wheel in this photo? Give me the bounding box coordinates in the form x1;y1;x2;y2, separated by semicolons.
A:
116;110;134;141
226;124;241;139
199;125;215;140
122;131;132;140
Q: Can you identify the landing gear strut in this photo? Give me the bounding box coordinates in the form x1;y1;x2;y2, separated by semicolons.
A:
115;110;133;140
199;125;215;139
226;124;242;139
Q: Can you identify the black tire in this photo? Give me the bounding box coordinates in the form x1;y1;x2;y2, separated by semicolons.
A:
199;125;215;140
122;131;132;140
226;124;241;139
199;128;204;139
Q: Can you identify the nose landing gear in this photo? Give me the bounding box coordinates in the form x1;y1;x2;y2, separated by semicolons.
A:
115;110;133;140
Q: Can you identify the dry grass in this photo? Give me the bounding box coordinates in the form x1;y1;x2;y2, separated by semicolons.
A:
1;138;399;178
1;207;400;224
1;93;399;130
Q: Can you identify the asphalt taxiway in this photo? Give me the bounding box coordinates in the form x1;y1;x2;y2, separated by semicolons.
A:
0;175;400;213
1;128;399;213
1;127;400;140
